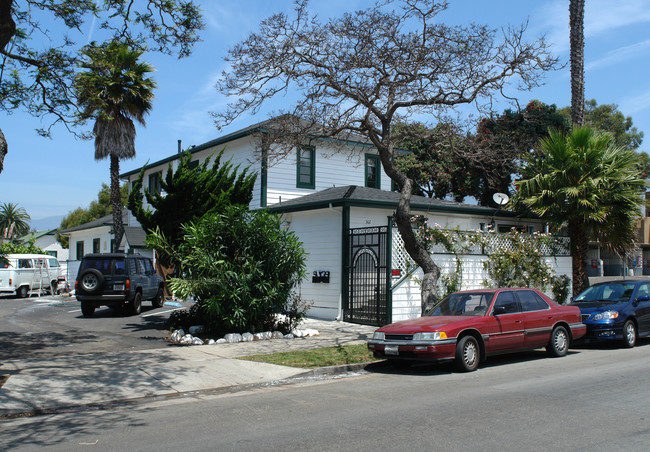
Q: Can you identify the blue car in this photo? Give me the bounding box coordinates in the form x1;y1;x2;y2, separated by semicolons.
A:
571;280;650;347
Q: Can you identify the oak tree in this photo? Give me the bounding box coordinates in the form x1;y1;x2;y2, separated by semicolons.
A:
217;0;559;311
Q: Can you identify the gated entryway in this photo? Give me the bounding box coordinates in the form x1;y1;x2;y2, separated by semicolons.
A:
344;226;388;326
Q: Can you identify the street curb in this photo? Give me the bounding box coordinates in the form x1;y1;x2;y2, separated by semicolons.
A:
0;361;379;421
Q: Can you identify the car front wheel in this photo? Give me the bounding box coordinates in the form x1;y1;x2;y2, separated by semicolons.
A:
151;287;164;308
622;320;636;348
547;325;569;357
455;336;480;372
130;292;142;316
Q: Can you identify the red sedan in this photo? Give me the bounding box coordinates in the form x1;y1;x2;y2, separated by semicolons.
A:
368;288;586;372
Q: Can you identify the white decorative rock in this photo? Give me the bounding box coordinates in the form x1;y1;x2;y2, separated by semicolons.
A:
253;332;265;341
291;329;305;338
192;337;204;345
189;325;205;335
242;332;254;342
304;328;320;337
171;329;184;343
272;331;284;339
181;334;193;345
284;333;294;339
208;339;216;345
224;333;242;343
216;338;227;344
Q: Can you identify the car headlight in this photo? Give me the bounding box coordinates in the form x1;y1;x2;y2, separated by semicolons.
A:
372;332;385;340
412;332;448;341
592;311;619;321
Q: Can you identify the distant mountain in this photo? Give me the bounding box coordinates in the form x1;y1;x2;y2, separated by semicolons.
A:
30;215;64;231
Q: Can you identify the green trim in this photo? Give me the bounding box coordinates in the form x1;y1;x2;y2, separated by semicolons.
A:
341;205;351;317
386;216;393;325
296;145;316;189
260;149;268;207
269;196;520;218
364;153;380;189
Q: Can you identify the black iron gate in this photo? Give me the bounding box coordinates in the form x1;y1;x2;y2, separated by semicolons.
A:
344;226;388;326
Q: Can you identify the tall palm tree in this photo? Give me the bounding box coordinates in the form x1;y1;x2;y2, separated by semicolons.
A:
516;127;645;295
75;41;156;251
569;0;585;127
0;202;31;239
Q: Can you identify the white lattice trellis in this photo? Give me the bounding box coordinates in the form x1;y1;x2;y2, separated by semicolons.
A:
391;227;571;288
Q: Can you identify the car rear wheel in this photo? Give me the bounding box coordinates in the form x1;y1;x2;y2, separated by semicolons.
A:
81;303;95;317
130;292;142;316
79;269;104;294
547;325;569;357
151;287;164;308
455;336;480;372
16;286;29;298
622;320;636;348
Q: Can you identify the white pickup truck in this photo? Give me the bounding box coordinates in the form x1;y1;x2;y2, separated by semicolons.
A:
0;253;64;298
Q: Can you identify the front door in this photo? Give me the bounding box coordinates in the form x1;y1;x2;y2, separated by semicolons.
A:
485;291;525;353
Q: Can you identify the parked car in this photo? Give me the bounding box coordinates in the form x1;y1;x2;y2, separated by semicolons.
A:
367;288;586;372
75;253;164;317
0;253;63;298
570;280;650;347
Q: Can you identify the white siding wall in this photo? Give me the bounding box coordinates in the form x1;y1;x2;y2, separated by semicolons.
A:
284;209;343;320
266;143;391;206
391;255;573;322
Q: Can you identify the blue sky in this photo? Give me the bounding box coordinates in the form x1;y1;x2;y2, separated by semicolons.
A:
2;0;650;226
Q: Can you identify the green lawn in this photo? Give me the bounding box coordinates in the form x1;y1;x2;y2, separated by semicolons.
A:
237;344;378;368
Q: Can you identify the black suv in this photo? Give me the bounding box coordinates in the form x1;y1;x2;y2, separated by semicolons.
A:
76;253;165;317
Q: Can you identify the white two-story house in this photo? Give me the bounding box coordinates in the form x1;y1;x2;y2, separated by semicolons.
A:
66;118;572;325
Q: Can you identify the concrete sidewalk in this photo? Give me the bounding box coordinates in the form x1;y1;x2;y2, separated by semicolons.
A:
0;319;377;418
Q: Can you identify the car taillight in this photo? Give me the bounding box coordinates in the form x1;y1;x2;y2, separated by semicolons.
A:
75;280;78;290
126;279;130;290
9;278;12;285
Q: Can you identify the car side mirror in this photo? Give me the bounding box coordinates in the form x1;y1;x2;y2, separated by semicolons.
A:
635;295;649;303
493;306;506;316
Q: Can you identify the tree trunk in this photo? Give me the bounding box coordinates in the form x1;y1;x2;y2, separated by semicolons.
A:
0;128;6;174
392;177;441;314
570;221;589;296
569;0;585;128
110;154;124;252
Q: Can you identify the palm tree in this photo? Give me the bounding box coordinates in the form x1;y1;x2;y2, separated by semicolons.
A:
0;202;31;239
569;0;585;127
516;127;645;295
75;41;156;251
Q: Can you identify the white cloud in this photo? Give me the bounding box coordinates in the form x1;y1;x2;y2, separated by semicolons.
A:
586;39;650;71
534;0;650;54
619;88;650;116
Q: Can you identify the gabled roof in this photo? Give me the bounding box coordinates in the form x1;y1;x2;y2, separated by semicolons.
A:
58;210;128;235
18;229;57;242
119;115;382;179
267;186;520;218
122;226;147;248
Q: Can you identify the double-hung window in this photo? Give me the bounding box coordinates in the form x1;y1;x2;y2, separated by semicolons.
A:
365;154;381;189
297;145;315;189
148;171;162;195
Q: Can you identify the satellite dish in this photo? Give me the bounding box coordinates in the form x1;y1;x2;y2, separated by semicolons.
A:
493;192;509;206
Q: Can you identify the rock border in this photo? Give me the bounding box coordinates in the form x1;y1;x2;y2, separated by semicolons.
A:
169;327;320;345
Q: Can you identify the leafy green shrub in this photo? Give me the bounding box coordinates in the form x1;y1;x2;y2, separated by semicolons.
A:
551;274;571;304
151;205;307;335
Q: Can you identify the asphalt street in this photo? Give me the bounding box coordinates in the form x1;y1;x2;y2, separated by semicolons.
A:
2;341;650;451
0;293;188;360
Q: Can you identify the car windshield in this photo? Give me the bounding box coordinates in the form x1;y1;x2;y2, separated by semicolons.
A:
80;258;125;276
574;283;636;303
426;292;495;316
